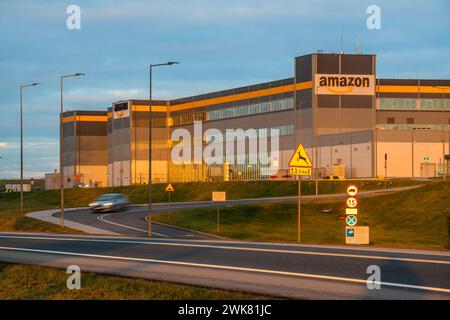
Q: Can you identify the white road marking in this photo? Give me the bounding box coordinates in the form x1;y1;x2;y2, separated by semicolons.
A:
0;234;448;265
96;214;168;237
0;245;449;294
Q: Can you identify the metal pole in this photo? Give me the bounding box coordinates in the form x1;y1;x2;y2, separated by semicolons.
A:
298;175;301;243
384;153;387;190
443;88;446;181
315;139;319;195
19;83;39;214
217;206;220;233
60;76;65;227
412;128;415;178
20;86;23;215
148;66;153;238
443;138;446;181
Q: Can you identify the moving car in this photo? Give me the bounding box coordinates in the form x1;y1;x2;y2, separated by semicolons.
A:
89;193;129;212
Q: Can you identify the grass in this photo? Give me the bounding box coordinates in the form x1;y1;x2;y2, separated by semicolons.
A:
0;179;425;234
154;180;450;250
0;263;266;299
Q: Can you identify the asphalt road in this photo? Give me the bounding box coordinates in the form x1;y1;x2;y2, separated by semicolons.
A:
0;232;449;299
55;185;422;238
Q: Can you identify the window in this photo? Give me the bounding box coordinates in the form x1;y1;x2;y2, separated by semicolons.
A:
171;97;294;126
406;118;415;124
387;117;395;124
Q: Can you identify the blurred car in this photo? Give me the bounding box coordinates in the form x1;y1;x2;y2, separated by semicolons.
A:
89;193;129;212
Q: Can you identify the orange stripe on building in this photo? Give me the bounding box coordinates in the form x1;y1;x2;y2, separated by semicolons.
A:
170;81;313;112
132;105;167;112
377;85;450;94
62;115;108;123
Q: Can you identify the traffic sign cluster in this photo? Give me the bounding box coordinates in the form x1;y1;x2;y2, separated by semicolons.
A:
344;185;369;245
345;185;358;227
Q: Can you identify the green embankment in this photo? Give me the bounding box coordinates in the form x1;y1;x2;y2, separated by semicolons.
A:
0;263;265;299
0;179;424;234
154;181;450;250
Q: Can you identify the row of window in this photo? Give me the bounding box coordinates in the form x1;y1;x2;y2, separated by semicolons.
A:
378;98;450;111
204;124;294;143
377;124;450;131
172;97;294;126
169;124;294;146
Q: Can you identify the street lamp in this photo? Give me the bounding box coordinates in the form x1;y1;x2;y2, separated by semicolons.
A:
432;85;449;180
60;73;85;228
20;82;40;215
148;61;179;238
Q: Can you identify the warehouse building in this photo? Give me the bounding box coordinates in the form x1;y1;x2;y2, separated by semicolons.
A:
61;110;108;187
61;52;450;187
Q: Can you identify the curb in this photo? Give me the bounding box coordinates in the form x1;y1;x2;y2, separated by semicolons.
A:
26;208;119;235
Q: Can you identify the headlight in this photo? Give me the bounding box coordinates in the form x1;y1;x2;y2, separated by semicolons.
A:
103;202;113;207
89;202;97;206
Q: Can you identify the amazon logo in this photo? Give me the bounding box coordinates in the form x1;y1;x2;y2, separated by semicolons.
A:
316;74;374;95
114;103;128;118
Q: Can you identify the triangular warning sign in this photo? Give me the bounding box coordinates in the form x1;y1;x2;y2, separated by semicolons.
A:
289;144;312;167
165;183;175;192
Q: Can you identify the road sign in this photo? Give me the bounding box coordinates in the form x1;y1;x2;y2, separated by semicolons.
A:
289;144;312;168
346;215;358;226
288;144;313;243
346;228;355;237
212;191;226;202
346;208;358;215
346;185;358;197
346;197;358;208
423;155;430;162
289;166;312;176
346;226;369;244
165;183;174;192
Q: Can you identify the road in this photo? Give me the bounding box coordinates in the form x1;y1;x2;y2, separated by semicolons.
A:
54;185;422;237
0;232;449;299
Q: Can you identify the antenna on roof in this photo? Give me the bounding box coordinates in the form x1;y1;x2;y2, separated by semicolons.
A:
340;23;344;54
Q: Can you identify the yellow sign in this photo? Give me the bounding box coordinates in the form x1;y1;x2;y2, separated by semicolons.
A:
212;191;226;202
165;183;175;192
289;144;312;168
346;208;358;215
289;167;312;176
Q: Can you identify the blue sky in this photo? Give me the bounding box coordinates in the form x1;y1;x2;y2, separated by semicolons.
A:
0;0;449;178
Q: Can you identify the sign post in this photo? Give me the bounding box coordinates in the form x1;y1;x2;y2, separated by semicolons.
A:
288;144;312;243
384;153;388;190
345;185;369;245
212;191;226;233
165;183;174;202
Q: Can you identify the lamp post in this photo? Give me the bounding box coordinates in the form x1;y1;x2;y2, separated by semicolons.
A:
148;62;179;238
19;82;40;215
432;85;449;180
60;73;85;228
313;85;325;195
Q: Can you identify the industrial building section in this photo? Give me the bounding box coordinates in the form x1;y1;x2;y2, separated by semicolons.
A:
59;52;450;187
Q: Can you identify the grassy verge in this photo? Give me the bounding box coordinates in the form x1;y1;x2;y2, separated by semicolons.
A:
154;180;450;250
0;263;266;299
0;179;425;234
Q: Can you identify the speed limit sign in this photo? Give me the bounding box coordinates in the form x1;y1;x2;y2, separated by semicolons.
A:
346;197;358;208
